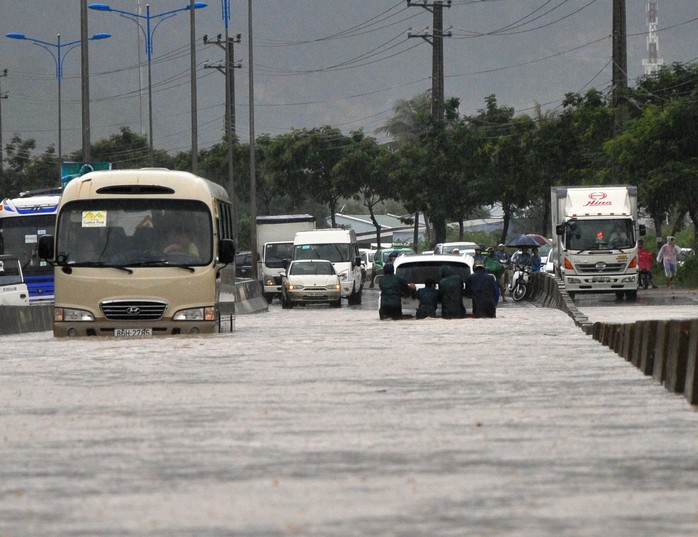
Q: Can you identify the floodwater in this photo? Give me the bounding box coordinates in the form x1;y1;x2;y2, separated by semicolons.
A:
0;294;697;536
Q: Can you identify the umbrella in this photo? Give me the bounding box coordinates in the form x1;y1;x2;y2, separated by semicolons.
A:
526;234;552;246
505;234;541;248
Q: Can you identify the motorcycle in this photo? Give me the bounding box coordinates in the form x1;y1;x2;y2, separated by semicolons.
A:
509;264;532;302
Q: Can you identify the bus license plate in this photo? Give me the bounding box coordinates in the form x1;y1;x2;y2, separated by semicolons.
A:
114;328;153;337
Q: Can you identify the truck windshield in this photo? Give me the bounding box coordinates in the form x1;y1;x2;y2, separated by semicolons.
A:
55;199;213;266
265;243;293;268
566;219;634;251
294;243;351;263
0;258;23;286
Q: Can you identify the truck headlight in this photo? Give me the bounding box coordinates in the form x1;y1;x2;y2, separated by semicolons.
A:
173;306;216;321
264;277;275;286
55;308;95;322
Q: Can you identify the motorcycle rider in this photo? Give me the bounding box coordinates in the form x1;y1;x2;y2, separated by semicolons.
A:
510;245;532;268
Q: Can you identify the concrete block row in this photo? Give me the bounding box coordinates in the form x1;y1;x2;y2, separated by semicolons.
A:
531;272;698;406
590;319;698;405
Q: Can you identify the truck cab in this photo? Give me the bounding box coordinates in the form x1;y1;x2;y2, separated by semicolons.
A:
0;254;30;306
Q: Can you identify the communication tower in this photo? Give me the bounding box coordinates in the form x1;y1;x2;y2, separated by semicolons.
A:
642;1;664;75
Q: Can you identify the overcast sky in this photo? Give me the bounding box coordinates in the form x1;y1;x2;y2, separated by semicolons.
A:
1;1;696;160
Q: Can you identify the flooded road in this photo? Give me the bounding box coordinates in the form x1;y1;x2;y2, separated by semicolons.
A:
1;295;697;536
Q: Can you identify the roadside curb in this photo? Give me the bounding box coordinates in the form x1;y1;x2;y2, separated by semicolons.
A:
531;272;698;406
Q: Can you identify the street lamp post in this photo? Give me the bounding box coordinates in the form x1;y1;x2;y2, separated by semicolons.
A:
89;2;207;167
0;69;8;172
6;31;110;182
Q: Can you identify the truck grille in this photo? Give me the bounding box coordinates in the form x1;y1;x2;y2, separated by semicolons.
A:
576;262;626;274
101;300;167;321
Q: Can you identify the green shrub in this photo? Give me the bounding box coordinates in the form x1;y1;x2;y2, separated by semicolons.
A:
676;255;698;287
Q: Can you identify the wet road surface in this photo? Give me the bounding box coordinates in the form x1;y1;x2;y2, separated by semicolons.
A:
0;290;697;536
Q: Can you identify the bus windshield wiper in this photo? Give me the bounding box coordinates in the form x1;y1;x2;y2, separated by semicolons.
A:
70;261;134;274
126;260;195;272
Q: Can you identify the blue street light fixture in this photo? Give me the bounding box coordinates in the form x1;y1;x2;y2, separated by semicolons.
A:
6;31;110;181
89;2;207;166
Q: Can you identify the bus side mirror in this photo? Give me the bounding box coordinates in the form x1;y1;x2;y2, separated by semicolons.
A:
38;235;54;260
639;224;646;236
218;239;235;264
555;224;565;236
355;256;361;267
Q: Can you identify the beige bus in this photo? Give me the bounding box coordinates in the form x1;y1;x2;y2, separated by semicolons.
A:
39;169;235;337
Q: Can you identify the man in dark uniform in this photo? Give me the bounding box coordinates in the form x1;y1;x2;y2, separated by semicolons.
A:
378;263;412;320
438;265;466;319
465;261;499;318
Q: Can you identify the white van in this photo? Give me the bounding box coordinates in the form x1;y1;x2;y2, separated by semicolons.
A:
0;255;30;306
293;229;363;304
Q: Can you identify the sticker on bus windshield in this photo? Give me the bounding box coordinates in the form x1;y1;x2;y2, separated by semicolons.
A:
82;211;107;227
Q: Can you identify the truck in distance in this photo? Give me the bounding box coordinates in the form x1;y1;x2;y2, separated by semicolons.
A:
551;185;645;301
256;214;316;303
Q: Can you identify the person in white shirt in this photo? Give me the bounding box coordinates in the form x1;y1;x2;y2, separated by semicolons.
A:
656;236;680;288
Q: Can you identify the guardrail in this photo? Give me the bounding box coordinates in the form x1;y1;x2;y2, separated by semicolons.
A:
529;272;698;406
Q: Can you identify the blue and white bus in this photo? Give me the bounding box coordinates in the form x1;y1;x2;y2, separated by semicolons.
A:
0;188;61;303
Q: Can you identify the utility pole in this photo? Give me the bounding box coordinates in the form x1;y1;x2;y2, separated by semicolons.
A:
612;0;627;108
0;69;7;172
190;0;199;173
407;0;451;120
406;0;452;248
203;32;242;236
81;0;91;163
248;0;258;280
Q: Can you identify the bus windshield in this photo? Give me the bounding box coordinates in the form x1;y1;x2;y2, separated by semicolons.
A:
55;199;213;266
0;214;55;277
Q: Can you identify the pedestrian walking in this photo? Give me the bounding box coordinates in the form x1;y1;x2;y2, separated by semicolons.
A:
465;261;499;318
637;239;658;289
657;236;681;288
438;265;466;319
378;263;413;320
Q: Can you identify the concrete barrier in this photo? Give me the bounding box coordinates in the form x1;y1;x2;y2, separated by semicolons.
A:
531;272;698;406
0;279;268;336
684;320;698;405
0;305;53;336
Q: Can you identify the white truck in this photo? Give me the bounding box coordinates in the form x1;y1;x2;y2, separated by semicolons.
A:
0;254;30;306
551;185;645;301
257;215;316;303
292;228;363;305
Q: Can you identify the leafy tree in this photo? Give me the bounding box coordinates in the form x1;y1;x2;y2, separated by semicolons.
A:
71;127;172;169
334;132;394;247
269;126;355;227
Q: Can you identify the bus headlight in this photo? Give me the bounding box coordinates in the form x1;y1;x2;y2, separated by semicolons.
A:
55;307;95;322
173;306;216;321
